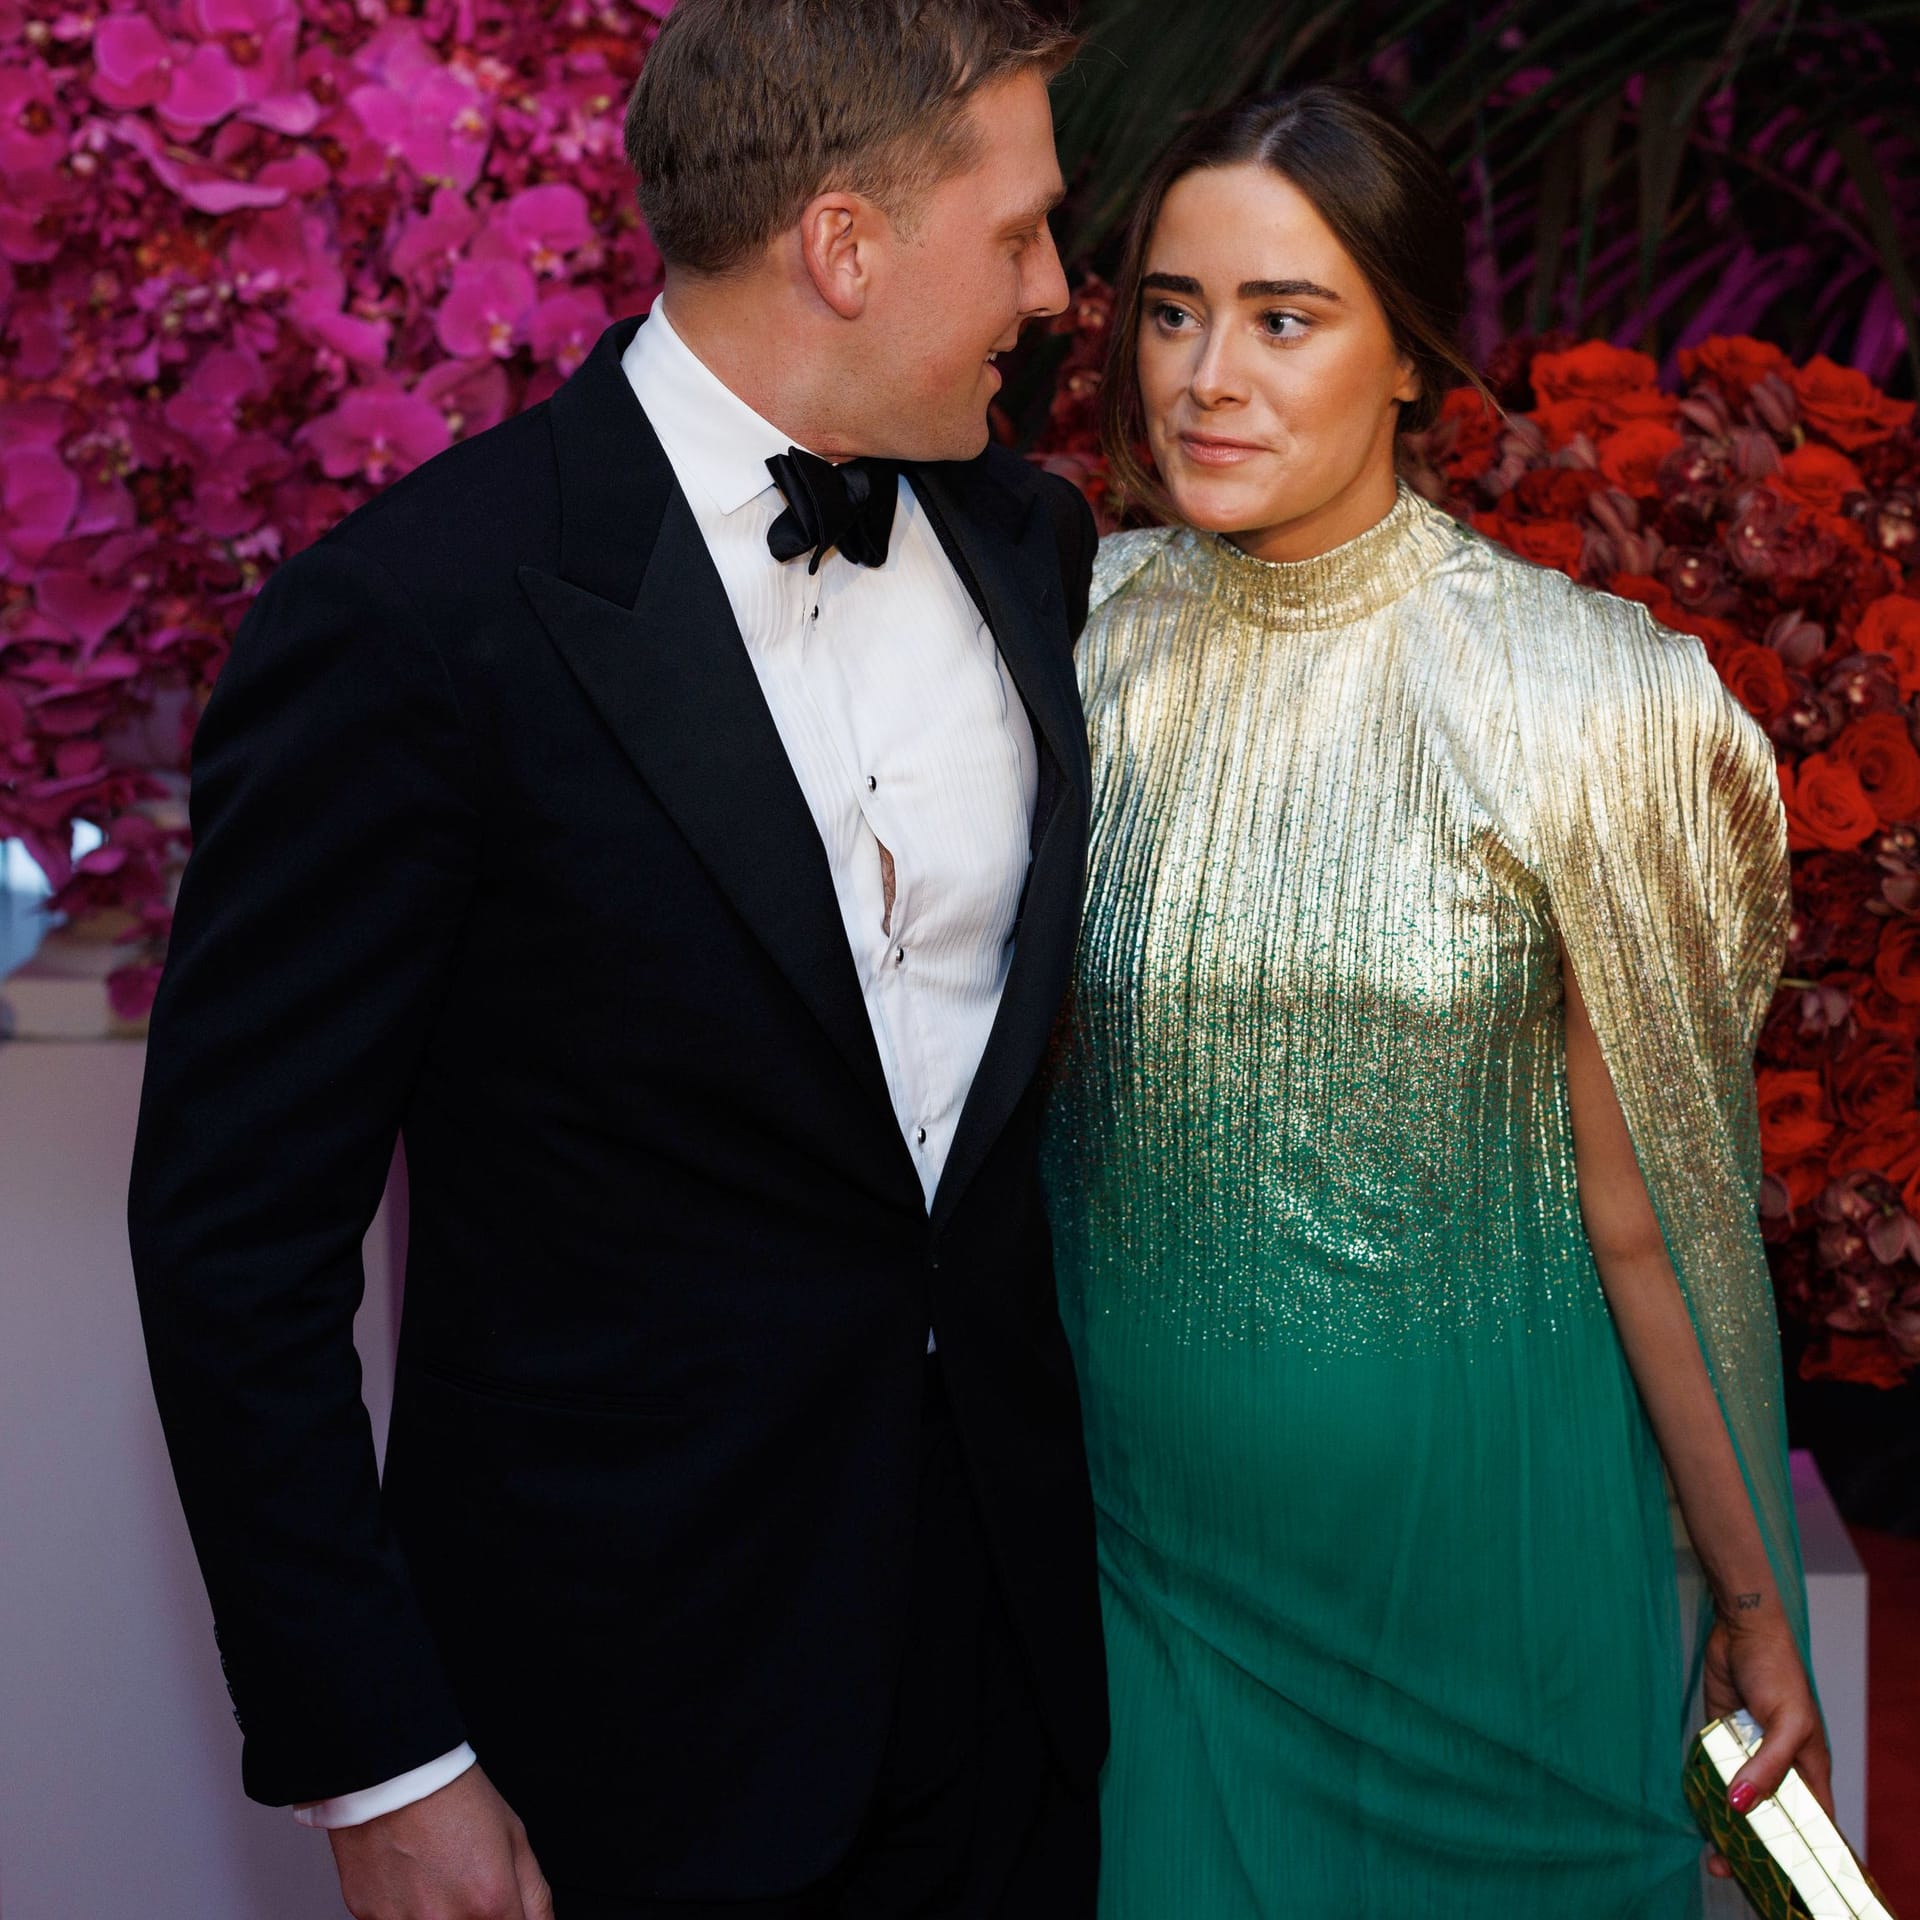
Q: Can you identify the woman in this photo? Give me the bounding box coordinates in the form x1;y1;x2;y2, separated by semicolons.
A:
1044;86;1831;1916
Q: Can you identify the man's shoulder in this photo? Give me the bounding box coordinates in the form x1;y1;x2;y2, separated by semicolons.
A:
311;398;562;600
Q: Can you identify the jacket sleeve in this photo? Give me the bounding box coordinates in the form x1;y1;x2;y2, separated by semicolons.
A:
128;534;479;1804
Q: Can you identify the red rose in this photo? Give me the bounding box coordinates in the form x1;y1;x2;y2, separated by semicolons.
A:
1774;1156;1833;1210
1513;466;1607;517
1789;355;1917;452
1489;522;1582;572
1800;1335;1915;1389
1599;388;1682;429
1667;611;1747;665
1532;398;1605;449
1851;974;1920;1037
1874;918;1920;1004
1598;420;1683;495
1772;444;1867;517
1720;645;1793;723
1829;1035;1918;1128
1679;335;1792;400
1832;712;1920;825
1758;1067;1834;1161
1854;595;1920;700
1830;1111;1920;1183
1608;572;1683;628
1435;385;1501;470
1531;342;1659;407
1793;866;1896;973
1782;754;1878;851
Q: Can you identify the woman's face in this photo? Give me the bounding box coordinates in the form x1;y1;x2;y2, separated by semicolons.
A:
1136;162;1419;562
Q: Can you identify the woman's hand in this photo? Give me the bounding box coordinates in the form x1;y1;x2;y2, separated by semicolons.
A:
1700;1608;1834;1878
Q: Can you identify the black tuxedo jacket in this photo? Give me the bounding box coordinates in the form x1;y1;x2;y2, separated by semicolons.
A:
128;315;1105;1899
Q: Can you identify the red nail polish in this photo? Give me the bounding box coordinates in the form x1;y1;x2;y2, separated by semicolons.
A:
1729;1782;1760;1815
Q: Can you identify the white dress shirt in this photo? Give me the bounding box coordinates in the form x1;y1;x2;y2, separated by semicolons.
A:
296;301;1037;1828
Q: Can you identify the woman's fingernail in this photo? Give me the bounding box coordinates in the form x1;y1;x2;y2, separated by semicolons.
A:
1729;1782;1761;1815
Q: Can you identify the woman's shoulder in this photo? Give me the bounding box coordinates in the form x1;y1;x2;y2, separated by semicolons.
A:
1088;526;1183;620
1462;528;1740;731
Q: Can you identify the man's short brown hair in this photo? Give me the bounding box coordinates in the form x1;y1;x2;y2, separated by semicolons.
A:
625;0;1078;274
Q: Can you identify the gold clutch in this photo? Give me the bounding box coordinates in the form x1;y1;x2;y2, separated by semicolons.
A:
1683;1712;1896;1919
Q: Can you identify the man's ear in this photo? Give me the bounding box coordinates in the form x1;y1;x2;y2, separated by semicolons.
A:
798;190;883;320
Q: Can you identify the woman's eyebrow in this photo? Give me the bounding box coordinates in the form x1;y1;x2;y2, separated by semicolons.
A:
1239;278;1341;301
1140;273;1343;302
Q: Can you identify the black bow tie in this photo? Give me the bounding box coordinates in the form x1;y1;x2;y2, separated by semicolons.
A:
765;448;900;574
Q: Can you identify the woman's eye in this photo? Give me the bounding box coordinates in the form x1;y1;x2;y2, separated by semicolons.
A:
1152;302;1192;331
1261;310;1310;340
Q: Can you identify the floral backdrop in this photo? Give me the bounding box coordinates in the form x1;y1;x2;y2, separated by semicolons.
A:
0;0;670;991
3;1;1919;1388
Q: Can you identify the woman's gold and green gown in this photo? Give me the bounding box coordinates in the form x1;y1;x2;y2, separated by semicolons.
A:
1044;485;1806;1917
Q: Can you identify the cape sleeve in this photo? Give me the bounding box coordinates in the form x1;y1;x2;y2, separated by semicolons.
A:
1506;578;1806;1654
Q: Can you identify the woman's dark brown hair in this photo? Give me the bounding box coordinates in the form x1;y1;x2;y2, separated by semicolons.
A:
1101;85;1487;522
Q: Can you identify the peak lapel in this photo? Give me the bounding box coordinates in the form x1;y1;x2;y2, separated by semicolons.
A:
910;461;1092;1232
522;319;896;1126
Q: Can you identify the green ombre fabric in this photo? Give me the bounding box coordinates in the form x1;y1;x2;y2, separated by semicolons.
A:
1043;487;1804;1918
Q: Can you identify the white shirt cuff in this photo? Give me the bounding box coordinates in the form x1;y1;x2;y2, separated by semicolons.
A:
292;1742;478;1829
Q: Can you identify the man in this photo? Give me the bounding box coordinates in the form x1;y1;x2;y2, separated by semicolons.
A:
126;3;1106;1915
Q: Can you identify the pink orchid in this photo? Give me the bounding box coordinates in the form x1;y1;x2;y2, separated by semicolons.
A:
2;0;672;992
497;184;594;277
346;33;492;193
530;287;609;378
391;186;482;286
192;0;317;138
34;571;137;653
303;385;451;485
111;113;286;212
0;64;69;179
435;257;535;360
192;434;292;540
156;40;247;130
1;443;80;573
162;345;267;453
414;357;511;441
90;14;175;112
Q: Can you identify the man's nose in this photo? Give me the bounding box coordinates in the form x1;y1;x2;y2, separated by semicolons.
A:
1023;222;1070;322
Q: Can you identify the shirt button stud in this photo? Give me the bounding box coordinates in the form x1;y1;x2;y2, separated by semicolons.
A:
866;775;878;793
916;1126;928;1146
894;946;906;967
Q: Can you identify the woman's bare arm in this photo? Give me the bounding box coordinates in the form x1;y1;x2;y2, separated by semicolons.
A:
1561;953;1832;1834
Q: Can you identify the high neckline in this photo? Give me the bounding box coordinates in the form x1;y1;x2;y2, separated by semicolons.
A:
1199;482;1462;629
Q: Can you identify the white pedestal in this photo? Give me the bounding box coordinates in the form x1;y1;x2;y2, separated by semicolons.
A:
0;1039;403;1920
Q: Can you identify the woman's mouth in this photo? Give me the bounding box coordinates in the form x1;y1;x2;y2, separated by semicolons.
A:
1178;432;1268;467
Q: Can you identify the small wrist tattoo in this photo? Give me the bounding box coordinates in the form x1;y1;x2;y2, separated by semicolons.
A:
1733;1592;1764;1612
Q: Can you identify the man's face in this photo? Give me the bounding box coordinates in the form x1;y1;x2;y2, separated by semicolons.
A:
856;69;1070;462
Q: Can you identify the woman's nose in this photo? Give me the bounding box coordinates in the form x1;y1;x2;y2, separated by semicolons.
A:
1188;331;1247;409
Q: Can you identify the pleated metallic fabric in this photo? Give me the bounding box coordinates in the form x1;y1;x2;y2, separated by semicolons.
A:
1044;485;1801;1918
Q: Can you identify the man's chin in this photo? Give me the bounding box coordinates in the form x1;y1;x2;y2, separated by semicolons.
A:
907;414;992;466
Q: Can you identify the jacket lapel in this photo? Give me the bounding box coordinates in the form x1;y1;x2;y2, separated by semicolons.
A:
521;318;897;1127
909;462;1092;1231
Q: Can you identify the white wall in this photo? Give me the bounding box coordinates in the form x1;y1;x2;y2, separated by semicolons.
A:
0;1039;400;1920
